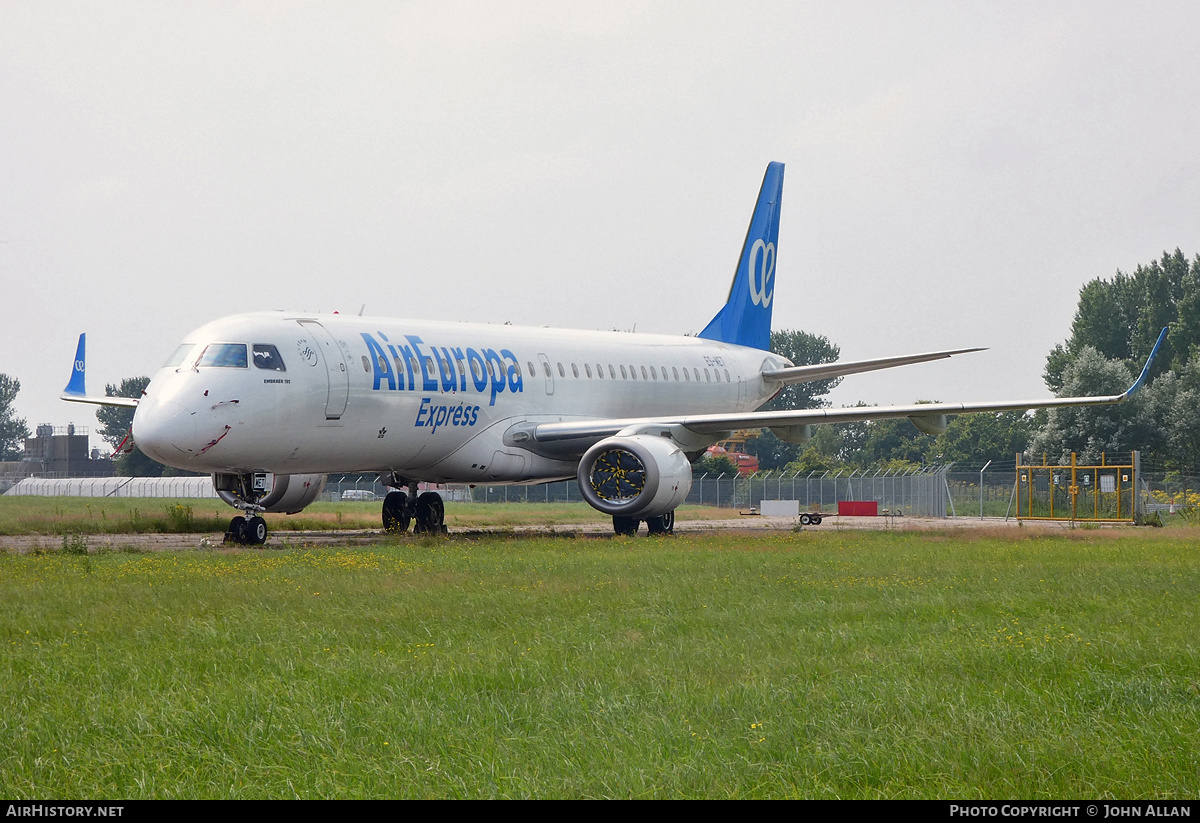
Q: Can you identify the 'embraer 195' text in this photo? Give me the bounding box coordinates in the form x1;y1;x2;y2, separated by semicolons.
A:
360;332;523;406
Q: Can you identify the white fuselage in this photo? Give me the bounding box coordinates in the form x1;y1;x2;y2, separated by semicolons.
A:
133;312;787;483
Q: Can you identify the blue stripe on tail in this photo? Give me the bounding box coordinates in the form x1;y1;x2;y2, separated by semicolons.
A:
697;162;785;351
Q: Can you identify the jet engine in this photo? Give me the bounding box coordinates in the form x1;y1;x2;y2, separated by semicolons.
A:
214;472;327;514
577;435;692;519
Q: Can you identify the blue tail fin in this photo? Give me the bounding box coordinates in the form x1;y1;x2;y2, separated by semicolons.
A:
64;333;88;398
697;162;784;351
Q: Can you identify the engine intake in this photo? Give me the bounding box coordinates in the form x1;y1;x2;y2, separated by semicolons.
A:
577;435;692;519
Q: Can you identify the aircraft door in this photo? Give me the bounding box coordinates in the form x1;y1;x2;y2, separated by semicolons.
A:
297;320;350;419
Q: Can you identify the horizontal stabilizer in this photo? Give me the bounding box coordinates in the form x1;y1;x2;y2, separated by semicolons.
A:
761;347;986;385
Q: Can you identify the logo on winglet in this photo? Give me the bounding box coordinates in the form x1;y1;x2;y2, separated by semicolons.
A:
748;239;775;308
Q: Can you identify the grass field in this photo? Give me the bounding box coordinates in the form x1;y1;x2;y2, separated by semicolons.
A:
1;524;1197;798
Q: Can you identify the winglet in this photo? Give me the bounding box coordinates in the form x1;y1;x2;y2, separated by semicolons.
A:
1122;326;1168;399
62;333;88;399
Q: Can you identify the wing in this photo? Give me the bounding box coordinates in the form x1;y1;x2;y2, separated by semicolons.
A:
509;328;1166;456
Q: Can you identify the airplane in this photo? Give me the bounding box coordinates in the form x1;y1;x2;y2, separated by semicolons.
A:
61;162;1166;544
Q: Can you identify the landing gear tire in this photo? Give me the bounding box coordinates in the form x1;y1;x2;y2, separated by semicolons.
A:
246;516;268;545
414;492;446;535
382;491;411;534
227;516;247;544
226;515;267;545
612;515;639;536
646;510;675;535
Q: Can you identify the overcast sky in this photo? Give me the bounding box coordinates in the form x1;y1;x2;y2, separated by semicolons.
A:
2;1;1198;444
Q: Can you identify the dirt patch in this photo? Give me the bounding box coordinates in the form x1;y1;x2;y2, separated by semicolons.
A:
0;514;1125;554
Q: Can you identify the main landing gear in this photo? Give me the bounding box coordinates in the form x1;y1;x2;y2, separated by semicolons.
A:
382;481;447;535
613;509;676;536
226;514;268;545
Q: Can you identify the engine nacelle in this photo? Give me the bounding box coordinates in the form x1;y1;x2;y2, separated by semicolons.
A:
214;472;327;514
577;435;692;519
908;413;949;436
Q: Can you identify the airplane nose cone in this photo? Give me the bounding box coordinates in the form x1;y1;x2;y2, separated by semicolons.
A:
132;399;196;467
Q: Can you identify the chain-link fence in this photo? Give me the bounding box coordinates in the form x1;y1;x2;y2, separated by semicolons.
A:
319;468;954;517
11;464;1200;523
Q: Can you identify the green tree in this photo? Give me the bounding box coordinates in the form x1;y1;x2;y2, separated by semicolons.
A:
932;411;1033;466
692;453;739;476
859;415;937;467
0;374;30;460
96;377;147;448
1049;249;1198;387
782;446;842;476
1027;348;1153;465
760;330;842;412
1037;250;1200;469
743;329;841;470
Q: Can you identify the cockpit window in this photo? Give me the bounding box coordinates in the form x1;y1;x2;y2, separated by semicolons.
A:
252;344;286;372
197;343;248;368
163;343;195;368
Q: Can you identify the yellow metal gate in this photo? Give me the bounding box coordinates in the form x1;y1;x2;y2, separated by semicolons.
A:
1016;453;1136;522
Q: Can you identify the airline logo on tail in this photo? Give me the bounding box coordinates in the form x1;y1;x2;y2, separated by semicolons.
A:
747;238;775;308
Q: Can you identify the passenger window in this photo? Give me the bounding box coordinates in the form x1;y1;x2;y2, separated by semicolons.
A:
527;362;536;378
620;365;627;380
673;367;680;381
557;363;565;377
585;363;592;378
198;343;248;368
572;363;579;378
